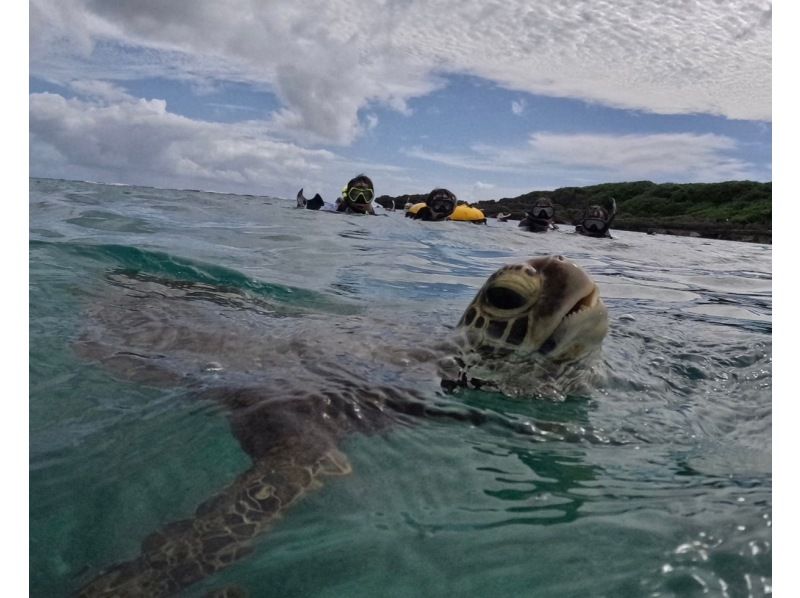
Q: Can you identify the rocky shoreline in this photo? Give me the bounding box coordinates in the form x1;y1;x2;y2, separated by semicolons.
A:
376;180;772;244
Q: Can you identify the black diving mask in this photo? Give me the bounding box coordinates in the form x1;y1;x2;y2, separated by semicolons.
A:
533;206;554;220
583;218;606;232
429;195;456;217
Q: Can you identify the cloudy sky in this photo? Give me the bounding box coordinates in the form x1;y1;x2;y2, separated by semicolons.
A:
29;0;772;201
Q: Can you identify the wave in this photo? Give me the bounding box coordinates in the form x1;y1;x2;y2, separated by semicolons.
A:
29;239;359;314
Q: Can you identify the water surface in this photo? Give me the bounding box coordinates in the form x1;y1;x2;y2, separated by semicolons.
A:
30;178;771;597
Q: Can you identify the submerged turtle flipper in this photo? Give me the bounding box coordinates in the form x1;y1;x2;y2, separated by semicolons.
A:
77;439;351;598
72;269;390;596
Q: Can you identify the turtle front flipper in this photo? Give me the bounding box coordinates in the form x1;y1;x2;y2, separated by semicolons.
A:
77;440;351;598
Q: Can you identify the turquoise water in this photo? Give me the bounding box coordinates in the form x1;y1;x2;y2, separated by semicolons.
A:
30;178;771;597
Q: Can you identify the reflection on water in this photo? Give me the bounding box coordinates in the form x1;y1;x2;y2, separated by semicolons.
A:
29;179;770;597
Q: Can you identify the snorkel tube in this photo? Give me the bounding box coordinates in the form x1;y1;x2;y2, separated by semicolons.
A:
605;198;617;228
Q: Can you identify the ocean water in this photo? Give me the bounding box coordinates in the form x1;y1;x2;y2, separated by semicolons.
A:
29;178;771;597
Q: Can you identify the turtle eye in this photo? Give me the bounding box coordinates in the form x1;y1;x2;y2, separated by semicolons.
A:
484;286;527;310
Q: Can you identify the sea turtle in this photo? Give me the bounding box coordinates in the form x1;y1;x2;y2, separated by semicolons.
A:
74;254;607;597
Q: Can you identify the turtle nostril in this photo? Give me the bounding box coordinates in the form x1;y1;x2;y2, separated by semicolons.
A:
485;286;526;310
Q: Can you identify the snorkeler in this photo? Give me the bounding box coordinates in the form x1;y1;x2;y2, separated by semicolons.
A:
295;174;383;215
405;189;486;223
575;198;617;238
519;197;558;233
405;188;457;221
331;174;380;214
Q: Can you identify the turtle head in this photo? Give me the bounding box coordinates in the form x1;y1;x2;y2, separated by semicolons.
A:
444;256;608;397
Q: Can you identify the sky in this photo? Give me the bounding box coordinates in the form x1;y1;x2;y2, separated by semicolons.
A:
13;2;791;593
28;0;772;202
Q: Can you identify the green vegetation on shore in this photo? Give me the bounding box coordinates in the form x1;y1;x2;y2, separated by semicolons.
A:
377;180;771;243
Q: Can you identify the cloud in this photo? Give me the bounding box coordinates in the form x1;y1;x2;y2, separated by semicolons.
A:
30;0;771;145
29;89;417;198
408;132;758;183
68;79;134;103
404;146;525;174
526;133;744;179
29;91;342;196
511;99;526;115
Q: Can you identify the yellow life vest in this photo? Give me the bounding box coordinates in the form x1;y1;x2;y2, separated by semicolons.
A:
406;202;486;223
406;202;425;215
451;204;486;223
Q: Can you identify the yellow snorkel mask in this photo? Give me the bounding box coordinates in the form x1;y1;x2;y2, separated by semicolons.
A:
346;186;374;205
342;174;375;212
